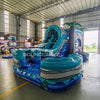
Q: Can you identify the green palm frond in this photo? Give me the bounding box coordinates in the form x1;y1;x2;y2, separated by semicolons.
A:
64;21;81;27
42;27;48;29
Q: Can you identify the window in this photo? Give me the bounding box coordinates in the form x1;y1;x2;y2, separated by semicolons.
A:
4;10;9;34
60;18;64;28
42;21;45;40
27;20;30;39
0;37;4;40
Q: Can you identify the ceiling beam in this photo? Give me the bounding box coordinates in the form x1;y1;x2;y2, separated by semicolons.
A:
22;0;70;17
43;5;100;23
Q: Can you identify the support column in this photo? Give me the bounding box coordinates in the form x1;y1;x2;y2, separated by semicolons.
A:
98;25;100;54
68;26;75;54
34;22;38;41
16;15;21;41
82;31;84;52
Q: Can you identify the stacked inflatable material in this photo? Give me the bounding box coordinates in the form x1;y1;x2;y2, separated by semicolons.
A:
2;56;13;59
40;54;82;80
40;54;83;92
78;52;89;62
12;50;27;69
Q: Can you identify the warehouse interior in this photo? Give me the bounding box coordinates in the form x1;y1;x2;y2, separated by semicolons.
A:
0;0;100;100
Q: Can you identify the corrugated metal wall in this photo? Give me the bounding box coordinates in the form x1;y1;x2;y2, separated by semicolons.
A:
0;10;16;37
9;13;16;36
46;20;60;27
20;18;27;41
0;10;4;36
53;20;60;26
46;21;53;27
37;10;100;40
0;9;35;41
37;23;42;40
30;21;35;41
37;19;60;40
20;18;35;41
18;18;35;41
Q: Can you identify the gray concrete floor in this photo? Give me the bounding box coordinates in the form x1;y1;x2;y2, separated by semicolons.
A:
0;53;100;100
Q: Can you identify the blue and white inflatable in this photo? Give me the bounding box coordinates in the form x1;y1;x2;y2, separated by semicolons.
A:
12;25;83;92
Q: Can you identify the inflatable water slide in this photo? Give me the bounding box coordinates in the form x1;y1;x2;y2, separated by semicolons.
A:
12;25;83;92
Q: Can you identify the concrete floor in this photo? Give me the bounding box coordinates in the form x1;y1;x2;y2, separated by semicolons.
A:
0;53;100;100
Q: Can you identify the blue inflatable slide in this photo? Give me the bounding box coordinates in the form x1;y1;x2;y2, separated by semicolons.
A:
12;25;83;92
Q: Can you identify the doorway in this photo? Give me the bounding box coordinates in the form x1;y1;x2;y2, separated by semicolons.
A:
84;30;98;52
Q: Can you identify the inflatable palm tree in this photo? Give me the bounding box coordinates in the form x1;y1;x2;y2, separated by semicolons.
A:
42;27;48;29
64;21;82;27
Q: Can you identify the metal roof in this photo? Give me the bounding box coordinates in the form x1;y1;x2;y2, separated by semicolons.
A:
0;0;100;22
